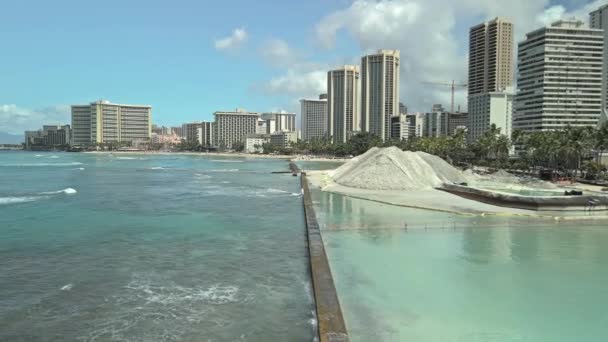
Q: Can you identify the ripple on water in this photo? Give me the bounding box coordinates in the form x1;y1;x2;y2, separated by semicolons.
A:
79;273;252;341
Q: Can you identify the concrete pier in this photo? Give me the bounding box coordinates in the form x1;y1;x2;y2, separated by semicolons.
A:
301;173;349;342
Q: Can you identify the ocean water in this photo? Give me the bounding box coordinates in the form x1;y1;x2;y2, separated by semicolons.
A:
0;151;315;341
312;190;608;342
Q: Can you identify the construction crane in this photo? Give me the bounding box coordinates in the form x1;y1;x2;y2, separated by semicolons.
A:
422;80;468;112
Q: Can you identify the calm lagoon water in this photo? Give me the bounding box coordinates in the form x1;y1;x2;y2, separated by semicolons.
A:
312;189;608;342
0;151;315;341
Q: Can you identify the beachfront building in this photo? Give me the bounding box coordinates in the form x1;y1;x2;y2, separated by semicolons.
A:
214;109;259;149
467;17;514;141
245;134;270;153
514;20;604;133
270;131;298;149
171;126;183;138
361;50;400;141
300;95;328;141
468;88;514;141
70;100;152;146
261;112;296;134
182;121;215;146
24;125;72;150
590;4;608;112
328;65;360;143
468;17;514;96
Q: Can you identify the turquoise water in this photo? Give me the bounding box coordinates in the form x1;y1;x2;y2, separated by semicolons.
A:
312;190;608;341
0;151;315;341
294;160;344;171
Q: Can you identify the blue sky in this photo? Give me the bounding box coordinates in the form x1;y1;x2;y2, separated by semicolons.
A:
0;0;603;136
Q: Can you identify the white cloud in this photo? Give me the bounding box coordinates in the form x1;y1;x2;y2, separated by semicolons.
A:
257;61;329;99
256;0;603;113
309;0;601;112
214;27;248;52
0;104;70;134
538;0;606;26
259;39;298;66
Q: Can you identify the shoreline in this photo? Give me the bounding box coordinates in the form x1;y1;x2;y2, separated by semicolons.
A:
80;150;351;162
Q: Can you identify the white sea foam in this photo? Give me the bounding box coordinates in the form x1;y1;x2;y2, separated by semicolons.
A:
124;274;244;305
35;154;43;157
210;160;244;163
0;162;83;167
149;166;166;170
72;167;85;171
207;169;239;173
39;188;77;195
61;284;73;291
1;188;77;206
116;156;138;160
0;196;41;205
49;155;59;159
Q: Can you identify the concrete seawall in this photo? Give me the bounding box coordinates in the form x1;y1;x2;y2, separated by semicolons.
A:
301;173;349;342
439;183;608;211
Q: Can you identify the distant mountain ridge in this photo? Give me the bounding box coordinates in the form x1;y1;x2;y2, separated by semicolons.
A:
0;131;24;144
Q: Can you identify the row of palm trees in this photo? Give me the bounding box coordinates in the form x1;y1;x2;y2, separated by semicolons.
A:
287;123;608;179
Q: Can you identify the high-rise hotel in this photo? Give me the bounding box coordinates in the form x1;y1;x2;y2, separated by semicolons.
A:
300;94;328;141
361;50;400;141
514;20;604;132
214;110;259;149
590;4;608;112
71;100;151;146
467;17;514;142
327;65;360;143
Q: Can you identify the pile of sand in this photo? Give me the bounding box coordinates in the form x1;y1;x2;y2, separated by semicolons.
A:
329;146;467;190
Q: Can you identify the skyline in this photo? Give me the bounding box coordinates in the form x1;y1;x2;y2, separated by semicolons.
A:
0;0;605;139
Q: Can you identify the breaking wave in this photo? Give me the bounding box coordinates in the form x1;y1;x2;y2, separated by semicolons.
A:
39;188;77;195
0;162;83;167
0;196;40;205
0;188;77;206
210;160;244;163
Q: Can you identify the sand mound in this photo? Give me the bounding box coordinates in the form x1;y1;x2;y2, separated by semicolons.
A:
329;146;467;190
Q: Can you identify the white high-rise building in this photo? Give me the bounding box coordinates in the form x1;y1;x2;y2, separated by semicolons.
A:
514;20;604;132
260;112;296;133
327;65;359;143
214;110;259;149
71;100;151;146
361;50;400;141
300;95;328;141
468;88;514;141
590;4;608;112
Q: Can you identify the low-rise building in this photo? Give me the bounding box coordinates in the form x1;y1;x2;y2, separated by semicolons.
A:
270;131;298;149
151;133;181;145
245;134;270;153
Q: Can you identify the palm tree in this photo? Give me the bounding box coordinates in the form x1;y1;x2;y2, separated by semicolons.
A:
594;122;608;163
